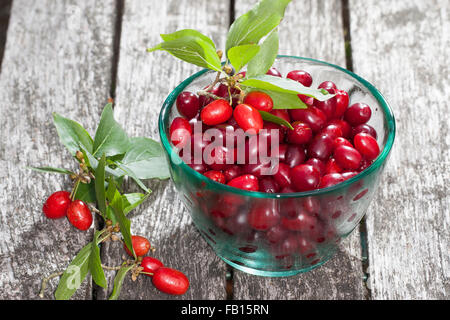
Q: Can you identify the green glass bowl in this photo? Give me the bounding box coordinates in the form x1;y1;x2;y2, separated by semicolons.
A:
158;56;395;277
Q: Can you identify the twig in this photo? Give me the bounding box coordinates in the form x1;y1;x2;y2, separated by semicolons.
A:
101;264;122;271
39;271;64;298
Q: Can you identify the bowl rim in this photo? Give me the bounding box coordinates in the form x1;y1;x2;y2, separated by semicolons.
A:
158;55;396;198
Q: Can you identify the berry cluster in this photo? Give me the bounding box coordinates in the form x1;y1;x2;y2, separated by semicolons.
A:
169;67;380;193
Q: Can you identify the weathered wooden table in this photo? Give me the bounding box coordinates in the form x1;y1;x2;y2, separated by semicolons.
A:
0;0;448;300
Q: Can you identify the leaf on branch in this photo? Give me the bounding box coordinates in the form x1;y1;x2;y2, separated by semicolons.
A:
246;29;279;77
109;264;134;300
89;231;107;289
27;166;75;176
226;0;291;54
227;44;260;72
54;243;92;300
259;110;294;130
148;29;222;72
53;113;93;156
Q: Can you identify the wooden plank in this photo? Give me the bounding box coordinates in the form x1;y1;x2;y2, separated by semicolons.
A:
0;0;116;299
349;0;450;299
97;0;230;300
232;0;366;300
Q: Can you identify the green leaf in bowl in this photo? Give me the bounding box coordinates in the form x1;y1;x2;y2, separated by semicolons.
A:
259;110;294;130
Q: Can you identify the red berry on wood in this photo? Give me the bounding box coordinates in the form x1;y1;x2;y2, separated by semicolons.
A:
66;200;92;231
42;191;71;219
152;267;189;295
124;235;151;257
141;256;164;275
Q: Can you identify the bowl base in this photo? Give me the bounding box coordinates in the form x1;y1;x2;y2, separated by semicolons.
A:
218;254;330;277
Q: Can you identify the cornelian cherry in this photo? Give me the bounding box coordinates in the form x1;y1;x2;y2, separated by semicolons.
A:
152;267;189;295
227;174;259;191
286;70;313;87
200;99;233;125
354;133;380;160
244;91;274;112
334;145;362;170
344;103;372;126
291;164;320;191
43;191;71;219
141;256;164;275
176;91;200;120
233;104;263;134
203;170;226;184
66;200;92;231
124;235;151;257
169;117;192;148
287;121;313;145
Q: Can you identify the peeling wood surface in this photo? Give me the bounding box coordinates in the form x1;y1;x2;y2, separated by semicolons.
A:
231;0;366;300
0;0;116;299
349;0;450;299
97;0;230;300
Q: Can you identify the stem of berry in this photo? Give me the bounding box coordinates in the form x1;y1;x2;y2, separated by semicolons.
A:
69;178;81;201
39;271;64;298
101;264;123;271
197;90;226;101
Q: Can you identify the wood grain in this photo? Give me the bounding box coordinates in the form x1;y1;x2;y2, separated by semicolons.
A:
0;0;116;299
97;0;231;300
231;0;366;300
350;0;450;299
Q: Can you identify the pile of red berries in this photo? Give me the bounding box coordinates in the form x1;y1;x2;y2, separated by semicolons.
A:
169;67;380;193
126;235;189;295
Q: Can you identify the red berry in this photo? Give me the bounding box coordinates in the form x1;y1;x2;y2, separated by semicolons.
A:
318;173;345;188
273;162;292;189
42;191;71;219
305;158;326;176
203;170;226;184
227;174;259;191
244;91;274;112
141;257;164;275
287;121;313;145
307;133;335;160
289;106;327;133
320;123;344;140
66;200;92;231
258;177;280;193
152;267;189;295
233;104;264;134
248;200;280;231
354;133;380;160
318;81;337;92
291;164;321;191
285;145;306;168
286;70;313;87
169;117;192;148
124;235;151;257
325;158;342;174
270;109;291;126
223;165;242;182
334;137;353;149
200;100;233;125
334;145;362;170
344;103;372;126
327;119;352;138
266;67;282;77
176;91;200;120
334;89;349;118
281;211;318;232
314;95;337;120
352;123;378;139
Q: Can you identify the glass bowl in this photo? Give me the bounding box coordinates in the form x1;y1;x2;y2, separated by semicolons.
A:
158;55;395;277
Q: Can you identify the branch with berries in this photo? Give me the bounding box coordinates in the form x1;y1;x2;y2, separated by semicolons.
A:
31;102;189;300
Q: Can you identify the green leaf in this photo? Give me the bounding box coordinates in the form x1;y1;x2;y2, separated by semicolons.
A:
148;31;222;72
27;166;75;175
92;103;130;157
246;29;279;77
109;264;134;300
250;88;308;109
55;243;92;300
241;75;332;101
94;154;107;216
74;181;97;203
119;137;170;180
227;44;260;72
226;0;291;54
53;113;93;156
109;191;135;258
160;29;216;48
114;162;150;193
89;231;107;289
80;146;125;178
122;192;150;215
259;110;294;130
